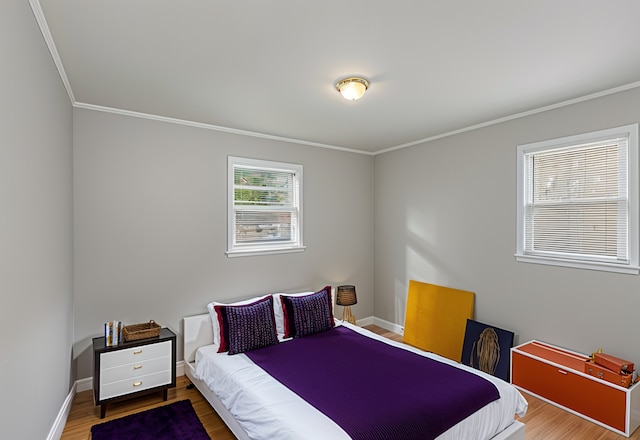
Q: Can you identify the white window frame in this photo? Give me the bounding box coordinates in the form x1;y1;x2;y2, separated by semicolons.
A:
227;156;305;257
515;124;639;274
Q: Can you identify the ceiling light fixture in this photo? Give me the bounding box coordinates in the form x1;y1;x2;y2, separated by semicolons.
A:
336;77;369;101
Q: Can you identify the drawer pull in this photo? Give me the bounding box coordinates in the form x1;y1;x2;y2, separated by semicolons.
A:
558;369;568;375
133;381;142;387
133;350;143;355
133;365;143;370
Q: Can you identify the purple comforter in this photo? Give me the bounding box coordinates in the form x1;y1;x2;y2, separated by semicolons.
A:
245;326;499;440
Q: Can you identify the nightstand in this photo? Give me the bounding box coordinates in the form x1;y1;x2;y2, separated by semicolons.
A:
93;327;176;418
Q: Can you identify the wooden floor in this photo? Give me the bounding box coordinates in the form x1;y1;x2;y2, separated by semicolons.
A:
61;324;640;440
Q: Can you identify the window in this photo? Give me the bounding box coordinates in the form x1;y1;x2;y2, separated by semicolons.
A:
516;124;639;274
227;156;304;257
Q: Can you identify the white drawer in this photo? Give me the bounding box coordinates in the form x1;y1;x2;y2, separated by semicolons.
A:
100;340;171;369
100;355;170;385
100;369;172;400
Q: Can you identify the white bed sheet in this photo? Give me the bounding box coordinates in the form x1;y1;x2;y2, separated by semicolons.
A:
194;322;528;440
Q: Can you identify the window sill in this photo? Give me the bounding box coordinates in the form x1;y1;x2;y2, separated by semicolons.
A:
515;254;640;275
226;246;306;258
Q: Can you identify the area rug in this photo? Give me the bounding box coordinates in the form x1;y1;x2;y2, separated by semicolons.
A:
90;400;210;440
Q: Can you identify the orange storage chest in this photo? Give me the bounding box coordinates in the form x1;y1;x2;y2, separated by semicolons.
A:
511;340;640;437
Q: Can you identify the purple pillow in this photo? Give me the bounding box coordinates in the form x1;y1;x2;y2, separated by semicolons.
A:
215;295;279;354
281;286;335;338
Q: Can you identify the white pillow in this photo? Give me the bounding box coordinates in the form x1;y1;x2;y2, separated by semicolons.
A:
207;295;272;348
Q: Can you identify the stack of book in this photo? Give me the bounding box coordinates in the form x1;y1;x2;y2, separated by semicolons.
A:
104;321;123;346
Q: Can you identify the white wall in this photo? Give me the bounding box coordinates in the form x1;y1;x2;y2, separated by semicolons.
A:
0;1;74;439
374;86;640;362
73;108;374;378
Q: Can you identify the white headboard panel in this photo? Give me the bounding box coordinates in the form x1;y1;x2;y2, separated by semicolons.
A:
183;313;214;363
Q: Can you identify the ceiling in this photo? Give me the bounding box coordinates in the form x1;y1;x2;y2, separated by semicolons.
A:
35;0;640;154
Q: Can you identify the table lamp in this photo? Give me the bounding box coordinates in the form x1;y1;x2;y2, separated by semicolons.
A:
336;285;357;325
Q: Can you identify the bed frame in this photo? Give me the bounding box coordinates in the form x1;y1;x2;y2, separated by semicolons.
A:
183;314;525;440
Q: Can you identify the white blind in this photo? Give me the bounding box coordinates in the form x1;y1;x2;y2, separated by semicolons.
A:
523;137;629;263
233;165;298;245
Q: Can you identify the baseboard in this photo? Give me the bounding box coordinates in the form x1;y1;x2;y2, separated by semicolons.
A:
76;376;92;393
176;359;185;377
371;316;404;335
354;315;374;326
345;315;404;336
46;381;76;440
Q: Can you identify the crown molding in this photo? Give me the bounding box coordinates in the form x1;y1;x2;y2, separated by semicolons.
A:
29;0;75;104
73;102;374;156
376;81;640;155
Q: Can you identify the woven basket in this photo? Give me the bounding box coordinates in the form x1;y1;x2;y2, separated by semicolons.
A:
123;320;161;342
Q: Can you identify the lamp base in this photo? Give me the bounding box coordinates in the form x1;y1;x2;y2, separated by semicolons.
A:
342;306;356;325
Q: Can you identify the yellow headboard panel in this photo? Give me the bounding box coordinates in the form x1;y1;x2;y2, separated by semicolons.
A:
403;280;474;362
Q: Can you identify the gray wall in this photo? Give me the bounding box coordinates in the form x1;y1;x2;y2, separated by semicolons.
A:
374;86;640;362
73;108;374;378
0;1;74;439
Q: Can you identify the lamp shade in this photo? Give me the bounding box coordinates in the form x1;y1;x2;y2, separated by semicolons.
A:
336;285;357;306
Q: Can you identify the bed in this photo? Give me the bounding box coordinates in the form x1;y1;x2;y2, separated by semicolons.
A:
183;289;527;440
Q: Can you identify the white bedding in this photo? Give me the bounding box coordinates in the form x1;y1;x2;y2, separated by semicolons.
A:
193;322;527;440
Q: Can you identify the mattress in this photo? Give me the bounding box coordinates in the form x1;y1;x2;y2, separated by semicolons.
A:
194;322;528;440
